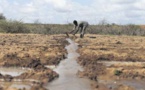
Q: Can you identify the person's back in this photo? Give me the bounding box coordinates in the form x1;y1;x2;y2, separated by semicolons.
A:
78;21;89;28
72;20;89;38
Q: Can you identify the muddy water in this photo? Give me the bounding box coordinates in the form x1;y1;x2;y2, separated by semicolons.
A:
46;38;92;90
0;67;28;77
0;82;31;90
98;79;145;90
98;61;145;67
0;67;31;90
98;61;145;90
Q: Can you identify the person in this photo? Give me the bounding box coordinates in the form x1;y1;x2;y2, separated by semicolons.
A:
69;20;89;38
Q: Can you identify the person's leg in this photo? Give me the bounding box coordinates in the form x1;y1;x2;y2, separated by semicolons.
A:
80;26;86;38
80;27;83;38
79;27;83;33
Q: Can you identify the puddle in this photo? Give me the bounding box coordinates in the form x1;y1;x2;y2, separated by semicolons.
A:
99;79;145;90
0;67;32;89
9;84;31;90
98;61;145;67
45;65;56;70
0;67;29;77
0;82;31;90
98;60;145;90
121;80;145;90
46;38;92;90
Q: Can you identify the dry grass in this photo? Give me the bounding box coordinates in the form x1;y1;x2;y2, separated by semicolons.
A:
0;34;67;66
75;34;145;80
76;34;145;61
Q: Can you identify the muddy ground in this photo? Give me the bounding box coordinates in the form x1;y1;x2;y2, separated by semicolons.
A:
1;34;145;90
74;34;145;90
0;34;68;90
0;34;67;66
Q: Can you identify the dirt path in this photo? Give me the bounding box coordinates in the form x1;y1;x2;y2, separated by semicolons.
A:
46;38;92;90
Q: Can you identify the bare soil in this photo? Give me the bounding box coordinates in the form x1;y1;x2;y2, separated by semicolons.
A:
1;34;145;90
0;34;67;67
0;34;68;90
73;34;145;90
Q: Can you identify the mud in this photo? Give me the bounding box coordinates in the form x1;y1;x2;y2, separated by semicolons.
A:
1;34;145;90
77;54;106;81
0;67;28;77
98;79;145;90
0;82;47;90
47;38;92;90
74;34;145;90
0;56;58;89
0;34;68;90
0;34;67;67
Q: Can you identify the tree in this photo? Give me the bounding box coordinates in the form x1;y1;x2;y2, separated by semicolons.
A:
34;19;41;24
0;13;6;20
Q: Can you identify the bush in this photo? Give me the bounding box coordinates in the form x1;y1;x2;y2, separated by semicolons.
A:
114;70;122;76
0;13;6;20
87;24;145;36
28;24;51;34
0;17;145;36
0;20;30;33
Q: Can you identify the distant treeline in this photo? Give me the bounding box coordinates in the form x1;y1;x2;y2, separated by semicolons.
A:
89;24;145;36
0;14;145;36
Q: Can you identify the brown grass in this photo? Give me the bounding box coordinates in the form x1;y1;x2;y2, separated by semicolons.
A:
0;34;67;66
76;34;145;61
75;34;145;80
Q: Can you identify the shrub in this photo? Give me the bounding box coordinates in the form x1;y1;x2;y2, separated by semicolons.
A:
0;20;30;33
114;70;122;76
0;17;145;36
0;13;6;20
87;24;145;36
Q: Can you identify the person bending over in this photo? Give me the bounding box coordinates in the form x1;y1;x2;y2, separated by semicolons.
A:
69;20;89;38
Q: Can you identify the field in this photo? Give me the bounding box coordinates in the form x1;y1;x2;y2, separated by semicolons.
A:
74;34;145;90
0;33;145;90
0;34;67;90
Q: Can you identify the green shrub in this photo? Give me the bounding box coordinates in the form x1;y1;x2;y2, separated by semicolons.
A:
87;24;145;36
0;13;6;20
0;20;30;33
0;18;145;36
114;70;122;76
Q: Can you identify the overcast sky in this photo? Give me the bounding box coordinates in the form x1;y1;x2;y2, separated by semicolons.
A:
0;0;145;24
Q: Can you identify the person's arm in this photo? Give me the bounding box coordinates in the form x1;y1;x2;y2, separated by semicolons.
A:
73;26;80;35
69;25;76;33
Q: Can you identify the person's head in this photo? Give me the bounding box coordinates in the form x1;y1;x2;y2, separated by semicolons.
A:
73;20;78;26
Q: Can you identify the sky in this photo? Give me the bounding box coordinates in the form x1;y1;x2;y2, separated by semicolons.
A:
0;0;145;24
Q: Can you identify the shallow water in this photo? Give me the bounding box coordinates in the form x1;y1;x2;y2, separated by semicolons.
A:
0;67;28;76
0;82;31;90
46;38;92;90
1;38;145;90
99;79;145;90
45;65;56;70
98;60;145;90
98;61;145;67
0;67;33;89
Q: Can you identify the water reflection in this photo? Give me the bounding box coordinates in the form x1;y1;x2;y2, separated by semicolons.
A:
47;38;91;90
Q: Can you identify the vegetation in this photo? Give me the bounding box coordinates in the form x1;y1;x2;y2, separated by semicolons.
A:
89;24;145;36
0;13;145;36
0;20;30;33
114;70;122;76
0;13;6;20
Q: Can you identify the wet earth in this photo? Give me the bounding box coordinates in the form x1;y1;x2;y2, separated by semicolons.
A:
0;34;145;90
46;38;92;90
0;34;67;90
